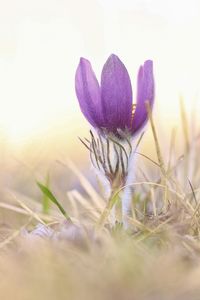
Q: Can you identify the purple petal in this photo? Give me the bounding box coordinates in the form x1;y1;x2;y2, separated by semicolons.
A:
101;54;132;133
75;58;104;127
131;60;154;134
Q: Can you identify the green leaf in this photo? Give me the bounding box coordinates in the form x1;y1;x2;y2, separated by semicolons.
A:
37;181;72;221
42;173;50;214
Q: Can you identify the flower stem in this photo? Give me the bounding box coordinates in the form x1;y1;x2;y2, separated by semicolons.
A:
121;150;136;229
97;189;119;229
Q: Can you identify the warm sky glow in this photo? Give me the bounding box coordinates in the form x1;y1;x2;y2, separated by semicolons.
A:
0;0;200;144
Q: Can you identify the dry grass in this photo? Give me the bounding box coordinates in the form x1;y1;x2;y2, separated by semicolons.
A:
1;106;200;299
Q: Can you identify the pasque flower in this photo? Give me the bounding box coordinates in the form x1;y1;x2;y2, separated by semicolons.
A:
75;54;154;137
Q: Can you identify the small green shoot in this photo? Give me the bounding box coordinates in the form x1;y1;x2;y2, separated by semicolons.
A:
37;182;72;222
42;173;51;214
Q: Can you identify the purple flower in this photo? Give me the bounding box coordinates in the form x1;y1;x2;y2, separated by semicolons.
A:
75;54;154;137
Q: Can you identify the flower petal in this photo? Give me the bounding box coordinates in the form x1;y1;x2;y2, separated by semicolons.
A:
75;58;103;127
131;60;154;134
101;54;132;133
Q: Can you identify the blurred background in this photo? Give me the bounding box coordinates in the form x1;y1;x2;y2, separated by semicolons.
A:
0;0;200;198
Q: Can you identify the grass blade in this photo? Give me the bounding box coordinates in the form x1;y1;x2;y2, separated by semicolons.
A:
37;182;72;221
42;173;51;214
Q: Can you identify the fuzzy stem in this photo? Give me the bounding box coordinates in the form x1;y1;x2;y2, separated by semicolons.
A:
121;150;136;229
97;189;119;229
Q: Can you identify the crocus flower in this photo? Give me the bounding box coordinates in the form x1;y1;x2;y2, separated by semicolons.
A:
75;54;154;137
